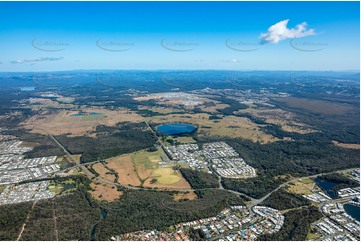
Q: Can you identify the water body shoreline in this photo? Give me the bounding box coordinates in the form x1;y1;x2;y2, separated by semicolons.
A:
156;123;197;136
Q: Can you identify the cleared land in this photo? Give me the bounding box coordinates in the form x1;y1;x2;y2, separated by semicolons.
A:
200;103;230;113
21;97;75;111
332;140;360;149
274;97;355;115
131;151;156;181
143;170;191;190
287;178;317;195
137;106;182;114
132;150;192;189
152;168;180;184
21;108;143;136
90;181;123;202
93;163;117;182
172;136;197;144
98;151;191;190
148;113;278;143
236;107;317;134
106;155;141;187
134;92;219;109
173;191;198;201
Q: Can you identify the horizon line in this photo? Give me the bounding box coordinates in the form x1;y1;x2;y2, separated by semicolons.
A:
0;69;359;74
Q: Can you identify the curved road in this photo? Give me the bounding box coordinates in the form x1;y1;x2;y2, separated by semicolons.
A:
50;134;357;209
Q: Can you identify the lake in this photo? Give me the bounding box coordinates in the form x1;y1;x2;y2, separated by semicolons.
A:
313;177;338;198
344;204;360;221
156;123;197;135
20;87;35;91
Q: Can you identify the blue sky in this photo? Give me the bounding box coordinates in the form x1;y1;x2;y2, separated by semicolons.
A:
0;1;359;71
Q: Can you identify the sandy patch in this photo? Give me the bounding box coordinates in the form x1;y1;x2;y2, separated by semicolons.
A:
332;140;360;149
173;191;198;201
90;182;123;201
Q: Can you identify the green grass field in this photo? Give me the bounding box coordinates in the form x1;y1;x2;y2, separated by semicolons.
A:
172;136;197;144
132;150;182;185
80;114;106;121
132;150;161;170
48;184;63;195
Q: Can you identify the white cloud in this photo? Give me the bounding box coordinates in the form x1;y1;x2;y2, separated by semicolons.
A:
10;57;63;64
260;19;315;44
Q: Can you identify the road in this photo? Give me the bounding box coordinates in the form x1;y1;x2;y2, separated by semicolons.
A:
49;134;357;209
50;133;255;198
16;200;37;241
246;168;358;208
52;199;59;241
49;135;96;179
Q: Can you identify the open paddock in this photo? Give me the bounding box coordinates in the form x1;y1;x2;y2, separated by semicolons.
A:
148;113;279;143
274;97;355;115
287;178;316;195
21;108;143;136
106;155;141;187
90;182;123;202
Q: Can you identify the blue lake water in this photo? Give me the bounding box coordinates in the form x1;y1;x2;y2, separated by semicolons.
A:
344;204;360;221
157;123;197;135
20;87;35;91
70;112;102;117
70;113;86;116
313;177;338;198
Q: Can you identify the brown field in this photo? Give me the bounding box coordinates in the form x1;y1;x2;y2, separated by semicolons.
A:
236;107;318;134
275;97;355;115
198;103;230;113
136;164;153;181
90;182;123;201
92;163;116;182
147;113;279;143
287;178;316;195
102;151;192;190
173;191;198;201
332;140;360;149
21;107;143;136
130;150;192;189
137;106;182;114
106;155;141;186
22;97;75;110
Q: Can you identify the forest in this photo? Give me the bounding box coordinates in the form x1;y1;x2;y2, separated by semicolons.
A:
258;206;323;241
0;175;245;241
199;135;359;198
96;189;244;240
55;122;157;163
180;168;219;189
0;202;32;240
260;188;311;210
